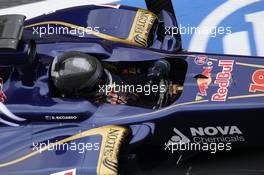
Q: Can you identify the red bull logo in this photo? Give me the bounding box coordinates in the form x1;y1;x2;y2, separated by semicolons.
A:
197;66;213;97
212;60;234;101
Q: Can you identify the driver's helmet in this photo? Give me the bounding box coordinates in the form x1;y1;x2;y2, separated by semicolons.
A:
51;51;107;97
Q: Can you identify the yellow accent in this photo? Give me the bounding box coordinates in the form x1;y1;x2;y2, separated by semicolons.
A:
197;77;212;89
128;9;157;47
236;62;264;69
177;86;184;91
228;93;264;100
195;95;203;101
97;126;130;175
174;100;209;107
0;101;210;171
25;21;140;46
111;82;116;89
25;9;157;48
0;125;130;175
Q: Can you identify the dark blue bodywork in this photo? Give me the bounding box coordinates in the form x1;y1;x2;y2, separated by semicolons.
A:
0;4;264;175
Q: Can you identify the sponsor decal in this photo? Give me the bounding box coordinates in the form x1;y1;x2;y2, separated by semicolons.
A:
249;69;264;92
103;129;120;173
190;126;242;136
197;67;213;96
167;128;190;145
194;55;208;65
196;64;213;101
129;9;157;47
50;168;76;175
212;60;234;101
97;4;121;9
103;158;118;173
99;127;129;175
169;126;245;144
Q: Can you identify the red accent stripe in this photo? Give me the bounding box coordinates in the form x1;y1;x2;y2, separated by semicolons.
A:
65;172;73;175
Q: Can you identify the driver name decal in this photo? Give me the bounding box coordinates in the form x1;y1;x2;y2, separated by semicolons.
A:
212;60;234;101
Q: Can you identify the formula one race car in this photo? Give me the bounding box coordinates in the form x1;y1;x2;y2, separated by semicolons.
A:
1;0;264;175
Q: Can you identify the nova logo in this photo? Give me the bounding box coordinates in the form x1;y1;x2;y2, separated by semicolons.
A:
168;128;190;144
169;126;244;144
190;126;242;136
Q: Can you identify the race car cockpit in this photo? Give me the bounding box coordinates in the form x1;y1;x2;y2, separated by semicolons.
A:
49;51;184;109
0;0;187;127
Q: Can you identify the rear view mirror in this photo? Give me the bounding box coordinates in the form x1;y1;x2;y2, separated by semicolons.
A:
0;15;36;66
